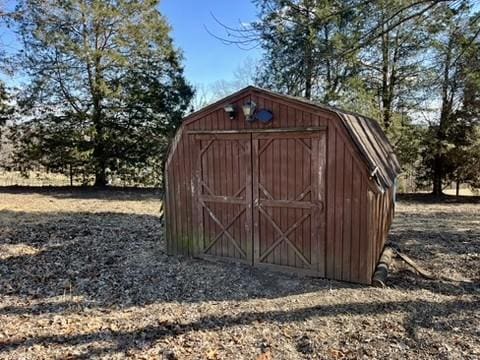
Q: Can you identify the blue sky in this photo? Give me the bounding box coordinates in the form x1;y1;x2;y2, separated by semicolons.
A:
160;0;261;86
0;0;261;88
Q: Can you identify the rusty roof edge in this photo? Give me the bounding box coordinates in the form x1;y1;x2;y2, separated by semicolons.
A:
364;119;401;178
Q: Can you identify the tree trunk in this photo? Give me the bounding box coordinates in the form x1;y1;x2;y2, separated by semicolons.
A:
93;120;107;187
94;172;106;187
432;170;443;197
432;141;444;197
305;2;316;100
94;160;107;187
84;19;107;188
92;103;107;187
432;35;454;197
304;10;314;100
456;180;460;197
305;68;312;100
381;18;392;130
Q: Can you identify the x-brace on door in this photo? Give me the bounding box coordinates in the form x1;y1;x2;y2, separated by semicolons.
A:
193;130;325;273
194;133;253;263
252;132;325;272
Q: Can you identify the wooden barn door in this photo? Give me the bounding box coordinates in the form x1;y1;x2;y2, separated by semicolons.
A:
252;132;326;274
194;134;253;263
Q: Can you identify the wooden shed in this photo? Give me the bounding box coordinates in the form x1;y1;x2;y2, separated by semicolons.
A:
165;86;400;284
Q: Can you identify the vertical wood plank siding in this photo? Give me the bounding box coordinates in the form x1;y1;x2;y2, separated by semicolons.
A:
166;88;396;284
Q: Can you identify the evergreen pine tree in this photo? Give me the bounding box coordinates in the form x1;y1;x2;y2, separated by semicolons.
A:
13;0;193;186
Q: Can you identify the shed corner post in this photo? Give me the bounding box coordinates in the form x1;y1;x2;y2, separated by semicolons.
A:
190;173;202;257
164;165;174;256
365;189;376;284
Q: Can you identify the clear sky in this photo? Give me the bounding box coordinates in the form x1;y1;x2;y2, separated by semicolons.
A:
0;0;262;89
160;0;261;87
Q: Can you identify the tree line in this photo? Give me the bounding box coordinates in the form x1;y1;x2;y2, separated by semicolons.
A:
1;0;193;187
0;0;478;194
213;0;480;195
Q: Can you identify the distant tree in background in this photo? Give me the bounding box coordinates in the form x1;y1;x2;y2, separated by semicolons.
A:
455;38;480;190
0;3;15;140
211;0;480;194
416;3;480;195
337;0;433;175
0;82;11;130
12;0;193;187
192;57;259;110
252;0;362;101
350;1;431;128
211;57;259;97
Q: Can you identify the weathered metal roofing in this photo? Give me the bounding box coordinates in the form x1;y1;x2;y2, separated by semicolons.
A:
336;112;401;189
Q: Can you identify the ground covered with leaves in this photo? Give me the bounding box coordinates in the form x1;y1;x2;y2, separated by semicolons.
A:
0;189;478;359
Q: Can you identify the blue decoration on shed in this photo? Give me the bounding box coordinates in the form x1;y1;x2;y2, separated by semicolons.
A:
255;109;273;123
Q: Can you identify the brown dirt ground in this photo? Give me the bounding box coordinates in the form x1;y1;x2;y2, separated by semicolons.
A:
0;189;478;360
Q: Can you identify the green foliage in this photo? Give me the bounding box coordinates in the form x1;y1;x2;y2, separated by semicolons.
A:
415;3;480;194
253;0;362;100
0;83;14;141
13;0;193;187
387;114;425;170
250;0;480;193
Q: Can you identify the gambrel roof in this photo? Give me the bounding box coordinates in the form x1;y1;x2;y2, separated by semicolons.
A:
183;86;401;190
336;111;401;190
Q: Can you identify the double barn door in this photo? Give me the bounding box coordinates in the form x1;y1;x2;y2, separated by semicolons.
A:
194;130;325;274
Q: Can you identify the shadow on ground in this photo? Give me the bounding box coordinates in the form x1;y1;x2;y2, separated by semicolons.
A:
0;297;478;359
387;199;480;296
0;191;479;358
397;193;480;204
0;210;355;313
1;194;479;312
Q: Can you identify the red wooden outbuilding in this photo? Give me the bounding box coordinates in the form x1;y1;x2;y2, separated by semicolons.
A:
165;86;400;284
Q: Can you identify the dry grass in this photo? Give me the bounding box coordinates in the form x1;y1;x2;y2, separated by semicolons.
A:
443;188;479;196
0;171;157;188
0;171;74;187
0;189;478;359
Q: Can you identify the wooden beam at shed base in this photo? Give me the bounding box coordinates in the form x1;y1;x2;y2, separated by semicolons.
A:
395;250;474;283
373;247;474;286
372;247;395;287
